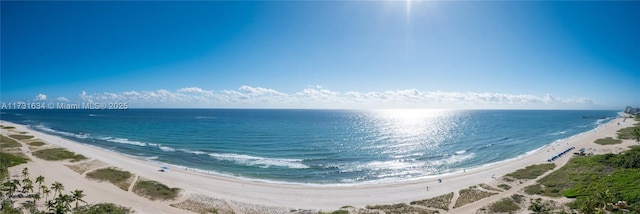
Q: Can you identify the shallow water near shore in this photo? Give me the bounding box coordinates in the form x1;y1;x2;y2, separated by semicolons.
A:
0;109;618;184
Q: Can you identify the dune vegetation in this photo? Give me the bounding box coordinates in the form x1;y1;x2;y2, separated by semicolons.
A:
528;146;640;213
132;179;181;200
86;167;133;191
504;163;555;180
32;148;87;162
594;137;623;145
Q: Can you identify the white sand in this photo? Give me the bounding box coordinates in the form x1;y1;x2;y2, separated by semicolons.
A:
2;116;636;213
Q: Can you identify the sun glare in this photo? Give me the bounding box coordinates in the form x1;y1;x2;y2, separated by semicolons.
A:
406;0;412;17
372;109;453;138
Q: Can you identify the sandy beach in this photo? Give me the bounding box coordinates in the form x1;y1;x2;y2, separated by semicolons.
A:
2;116;637;213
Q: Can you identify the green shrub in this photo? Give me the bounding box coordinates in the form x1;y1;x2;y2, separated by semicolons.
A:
594;137;623;145
133;179;181;200
8;134;34;140
0;152;29;179
410;192;454;210
488;198;520;214
505;163;555;179
524;184;543;195
562;189;579;198
32;148;87;162
617;126;640;140
498;183;511;190
319;210;349;214
0;135;21;148
365;203;435;213
86;168;133;191
532;146;640;208
27;141;45;146
73;203;132;214
454;187;498;208
511;194;524;203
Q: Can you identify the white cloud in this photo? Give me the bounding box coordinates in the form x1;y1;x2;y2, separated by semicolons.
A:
34;93;47;101
56;97;70;102
239;85;287;97
74;86;600;109
177;87;214;96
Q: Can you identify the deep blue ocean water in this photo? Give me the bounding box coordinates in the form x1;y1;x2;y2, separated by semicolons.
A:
0;109;618;184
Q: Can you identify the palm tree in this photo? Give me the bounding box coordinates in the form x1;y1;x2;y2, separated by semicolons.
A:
22;177;33;192
55;193;72;213
22;167;29;179
71;189;86;210
1;181;13;198
51;181;64;196
23;182;34;194
7;179;20;197
46;199;56;212
35;175;45;195
42;186;51;202
33;193;41;205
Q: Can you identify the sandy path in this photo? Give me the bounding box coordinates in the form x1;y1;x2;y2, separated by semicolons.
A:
1;116;635;212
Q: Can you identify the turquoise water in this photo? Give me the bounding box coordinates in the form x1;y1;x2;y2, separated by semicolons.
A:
0;109;618;184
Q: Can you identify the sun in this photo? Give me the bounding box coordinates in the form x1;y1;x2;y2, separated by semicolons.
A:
405;0;413;17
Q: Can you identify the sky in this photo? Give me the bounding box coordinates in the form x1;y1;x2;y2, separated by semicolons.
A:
1;1;639;109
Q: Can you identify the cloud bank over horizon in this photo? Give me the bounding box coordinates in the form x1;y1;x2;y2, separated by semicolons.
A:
22;86;603;109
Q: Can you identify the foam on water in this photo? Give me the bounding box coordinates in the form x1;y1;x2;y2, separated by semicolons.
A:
208;153;309;169
33;124;89;139
100;136;147;147
180;149;206;155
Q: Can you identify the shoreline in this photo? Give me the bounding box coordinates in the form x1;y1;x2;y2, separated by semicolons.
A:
2;115;618;187
1;115;636;212
2;117;611;188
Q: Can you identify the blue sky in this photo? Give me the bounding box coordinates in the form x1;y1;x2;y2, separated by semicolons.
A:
1;1;638;109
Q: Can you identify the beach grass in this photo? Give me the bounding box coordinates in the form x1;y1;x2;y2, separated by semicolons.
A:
133;179;181;200
594;137;623;145
0;135;22;148
410;192;454;210
616;125;640;140
170;199;222;214
86;167;133;191
454;186;498;208
478;183;502;192
504;163;555;180
27;141;46;146
523;184;544;195
487;197;521;213
67;159;108;174
318;210;349;214
32;148;87;162
497;184;511;190
365;203;436;213
75;203;133;214
8;134;34;140
0;151;29;180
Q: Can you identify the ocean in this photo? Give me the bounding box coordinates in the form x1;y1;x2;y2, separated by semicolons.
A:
0;109;618;184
